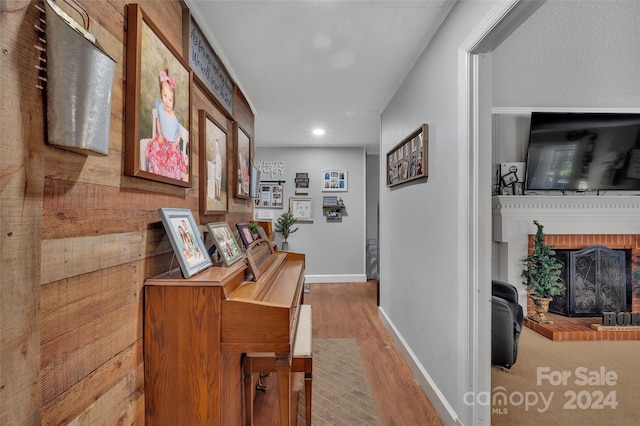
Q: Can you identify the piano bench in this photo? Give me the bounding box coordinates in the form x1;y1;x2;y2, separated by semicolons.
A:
244;304;313;426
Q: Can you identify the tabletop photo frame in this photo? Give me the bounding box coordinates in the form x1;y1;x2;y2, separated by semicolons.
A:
125;4;192;187
206;222;244;266
158;208;211;278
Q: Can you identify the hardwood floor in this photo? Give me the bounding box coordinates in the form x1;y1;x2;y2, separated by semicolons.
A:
252;281;442;425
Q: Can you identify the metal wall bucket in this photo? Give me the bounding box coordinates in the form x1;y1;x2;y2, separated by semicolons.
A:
45;0;116;156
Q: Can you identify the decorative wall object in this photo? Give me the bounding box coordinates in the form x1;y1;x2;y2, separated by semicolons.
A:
44;0;115;156
199;110;228;214
235;123;251;198
125;4;192;187
255;159;286;178
185;17;234;114
386;124;428;188
290;197;314;222
206;222;244;266
295;172;310;194
158;208;211;278
255;181;284;208
321;169;348;192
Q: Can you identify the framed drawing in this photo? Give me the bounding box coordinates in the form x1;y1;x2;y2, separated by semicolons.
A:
125;4;192;187
255;181;283;208
321;169;347;192
386;124;428;188
199;110;228;215
290;197;314;222
206;222;244;266
235;222;255;249
235;123;251;199
158;208;211;278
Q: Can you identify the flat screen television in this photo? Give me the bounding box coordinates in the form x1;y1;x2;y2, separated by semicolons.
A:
524;112;640;191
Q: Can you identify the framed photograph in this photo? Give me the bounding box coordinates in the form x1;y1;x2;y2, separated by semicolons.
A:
513;182;524;195
387;124;428;188
206;222;244;267
199;110;228;215
158;208;211;278
321;169;348;192
255;182;283;208
236;222;255;249
235;123;251;199
125;4;192;187
290;197;314;222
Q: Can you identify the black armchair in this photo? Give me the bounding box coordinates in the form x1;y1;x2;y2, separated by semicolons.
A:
491;280;524;372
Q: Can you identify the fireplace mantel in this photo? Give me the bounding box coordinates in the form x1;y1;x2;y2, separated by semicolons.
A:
492;195;640;311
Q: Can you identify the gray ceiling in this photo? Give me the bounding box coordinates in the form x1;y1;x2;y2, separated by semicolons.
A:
188;0;455;154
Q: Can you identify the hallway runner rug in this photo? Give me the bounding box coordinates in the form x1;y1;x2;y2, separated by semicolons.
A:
297;338;381;425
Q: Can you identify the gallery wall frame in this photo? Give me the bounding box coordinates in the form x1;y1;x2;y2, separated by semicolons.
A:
125;4;192;187
235;122;251;199
199;110;228;215
386;124;429;188
255;181;284;208
206;222;244;267
321;169;347;192
290;197;314;222
158;208;211;278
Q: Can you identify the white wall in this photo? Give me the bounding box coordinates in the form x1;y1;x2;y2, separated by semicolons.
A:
254;146;367;282
379;1;498;424
492;0;640;109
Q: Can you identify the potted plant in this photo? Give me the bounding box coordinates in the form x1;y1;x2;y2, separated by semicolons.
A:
274;212;298;251
248;221;260;239
521;220;564;324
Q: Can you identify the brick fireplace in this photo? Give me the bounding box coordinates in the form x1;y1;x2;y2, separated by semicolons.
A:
493;195;640;341
527;233;640;315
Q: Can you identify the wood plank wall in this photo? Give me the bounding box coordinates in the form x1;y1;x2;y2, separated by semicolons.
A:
1;1;254;424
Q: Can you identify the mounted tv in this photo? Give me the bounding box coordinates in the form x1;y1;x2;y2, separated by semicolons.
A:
524;112;640;191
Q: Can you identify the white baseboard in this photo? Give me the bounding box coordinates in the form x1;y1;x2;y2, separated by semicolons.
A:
378;307;462;426
305;274;368;283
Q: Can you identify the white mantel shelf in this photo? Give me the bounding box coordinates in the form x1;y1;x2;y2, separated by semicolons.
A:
492;195;640;311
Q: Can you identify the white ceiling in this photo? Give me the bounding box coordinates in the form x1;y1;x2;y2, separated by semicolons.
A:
188;0;455;154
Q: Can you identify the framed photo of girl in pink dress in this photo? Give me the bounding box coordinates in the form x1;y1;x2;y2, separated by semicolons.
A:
125;4;192;187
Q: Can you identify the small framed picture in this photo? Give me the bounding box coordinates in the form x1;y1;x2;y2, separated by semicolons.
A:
500;185;513;195
206;222;244;266
290;197;314;222
158;208;211;278
513;182;524;195
323;196;338;207
236;222;255;249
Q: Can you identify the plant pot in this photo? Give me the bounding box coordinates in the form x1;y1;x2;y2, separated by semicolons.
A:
529;295;553;324
281;241;289;251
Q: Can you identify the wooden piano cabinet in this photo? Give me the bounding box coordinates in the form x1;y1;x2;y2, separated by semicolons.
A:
144;265;246;426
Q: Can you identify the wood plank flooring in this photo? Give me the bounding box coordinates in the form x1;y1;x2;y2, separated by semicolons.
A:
252;281;442;425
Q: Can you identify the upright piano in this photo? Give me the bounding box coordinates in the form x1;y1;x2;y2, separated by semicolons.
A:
144;244;305;425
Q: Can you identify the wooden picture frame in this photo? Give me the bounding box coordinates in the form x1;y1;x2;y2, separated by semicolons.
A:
235;123;251;199
206;222;244;267
235;222;255;249
290;197;314;222
125;4;192;187
386;124;428;188
158;208;211;278
321;169;348;192
199;110;228;215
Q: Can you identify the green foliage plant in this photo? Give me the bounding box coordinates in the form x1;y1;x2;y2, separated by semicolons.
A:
274;212;298;243
521;220;565;299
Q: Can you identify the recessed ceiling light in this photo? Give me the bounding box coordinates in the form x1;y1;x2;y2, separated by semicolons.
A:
312;128;325;136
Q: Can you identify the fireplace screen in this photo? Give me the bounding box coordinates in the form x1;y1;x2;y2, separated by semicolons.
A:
550;246;627;317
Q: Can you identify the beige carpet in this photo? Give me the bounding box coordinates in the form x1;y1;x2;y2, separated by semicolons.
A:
492;327;640;425
297;338;381;425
